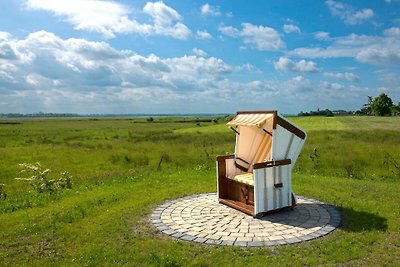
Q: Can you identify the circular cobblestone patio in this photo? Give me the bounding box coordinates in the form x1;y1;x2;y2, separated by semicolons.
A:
150;193;340;247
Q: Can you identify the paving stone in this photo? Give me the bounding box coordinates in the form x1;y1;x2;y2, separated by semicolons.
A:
230;232;245;237
235;236;252;242
220;240;235;246
275;240;288;245
264;241;278;246
285;237;302;244
205;239;222;245
150;193;340;247
193;237;207;243
162;229;176;235
221;236;237;242
171;232;184;238
180;235;196;241
234;241;248;247
248;241;264;247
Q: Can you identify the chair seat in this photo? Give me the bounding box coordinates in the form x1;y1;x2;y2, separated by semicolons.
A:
229;172;254;186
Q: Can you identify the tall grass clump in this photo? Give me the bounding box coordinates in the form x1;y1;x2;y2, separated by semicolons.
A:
0;183;6;200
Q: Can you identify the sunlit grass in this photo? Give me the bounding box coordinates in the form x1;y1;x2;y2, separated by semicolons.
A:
0;116;399;266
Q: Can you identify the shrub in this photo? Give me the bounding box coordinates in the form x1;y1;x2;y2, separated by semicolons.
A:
57;171;73;189
15;162;73;193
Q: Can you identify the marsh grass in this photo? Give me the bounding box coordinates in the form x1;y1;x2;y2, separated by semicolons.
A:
0;116;399;266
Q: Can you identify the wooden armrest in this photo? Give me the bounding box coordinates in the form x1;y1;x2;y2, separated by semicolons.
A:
253;159;291;170
216;154;235;162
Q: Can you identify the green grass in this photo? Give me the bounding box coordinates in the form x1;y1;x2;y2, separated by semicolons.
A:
0;116;399;266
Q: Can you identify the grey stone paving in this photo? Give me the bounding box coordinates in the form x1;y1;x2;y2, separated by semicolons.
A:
151;193;340;247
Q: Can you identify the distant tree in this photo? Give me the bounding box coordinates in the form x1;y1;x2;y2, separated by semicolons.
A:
297;109;333;117
357;96;373;115
147;117;154;122
392;101;400;116
370;93;393;116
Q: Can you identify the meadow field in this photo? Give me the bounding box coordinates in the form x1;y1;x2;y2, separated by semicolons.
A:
0;116;399;266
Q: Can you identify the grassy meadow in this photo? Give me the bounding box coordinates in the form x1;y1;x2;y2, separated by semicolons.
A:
0;116;399;266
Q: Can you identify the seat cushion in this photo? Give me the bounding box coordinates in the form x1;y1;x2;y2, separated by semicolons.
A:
229;172;254;186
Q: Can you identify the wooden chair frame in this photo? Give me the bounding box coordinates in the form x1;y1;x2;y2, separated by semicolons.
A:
217;155;294;216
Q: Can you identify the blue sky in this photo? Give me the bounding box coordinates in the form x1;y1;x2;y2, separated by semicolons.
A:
0;0;399;114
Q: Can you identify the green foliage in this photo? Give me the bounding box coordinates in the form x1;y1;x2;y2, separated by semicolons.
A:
391;101;400;115
57;172;73;189
298;109;334;117
0;184;6;200
357;96;373;115
371;93;393;116
358;93;397;116
15;162;72;193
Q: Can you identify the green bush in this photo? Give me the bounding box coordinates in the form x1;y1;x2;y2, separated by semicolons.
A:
15;162;73;193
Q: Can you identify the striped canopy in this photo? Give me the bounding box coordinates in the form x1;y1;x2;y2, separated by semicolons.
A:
226;113;273;128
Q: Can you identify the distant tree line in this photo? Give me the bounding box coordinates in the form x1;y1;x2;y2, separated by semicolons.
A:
298;93;399;117
298;109;335;117
0;112;82;118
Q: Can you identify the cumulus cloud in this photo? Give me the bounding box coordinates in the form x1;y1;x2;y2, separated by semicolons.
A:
219;23;285;51
283;24;300;34
1;30;394;114
274;57;321;73
320;81;345;90
143;1;191;39
289;28;400;66
192;48;207;57
280;76;313;94
26;0;191;39
0;30;297;113
314;31;330;41
200;3;220;16
0;30;242;112
196;30;212;39
324;72;360;82
325;0;374;25
384;27;400;38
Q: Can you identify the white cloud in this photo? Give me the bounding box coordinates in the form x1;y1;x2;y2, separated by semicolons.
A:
235;63;261;73
143;1;191;40
314;31;330;40
192;48;207;57
219;23;285;51
200;4;220;16
274;57;321;73
1;30;397;114
218;26;240;37
283;24;300;34
378;72;400;86
384;27;400;38
26;0;191;39
0;30;238;112
25;74;39;85
289;28;400;66
325;0;374;25
281;76;313;93
320;81;345;90
196;30;212;39
324;72;360;82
